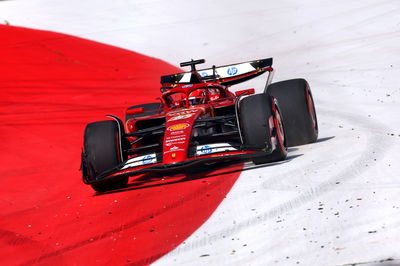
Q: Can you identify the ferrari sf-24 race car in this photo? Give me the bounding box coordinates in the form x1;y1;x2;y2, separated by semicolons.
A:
81;58;318;192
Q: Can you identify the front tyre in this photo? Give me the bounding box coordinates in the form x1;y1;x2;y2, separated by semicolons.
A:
239;94;287;164
81;120;128;192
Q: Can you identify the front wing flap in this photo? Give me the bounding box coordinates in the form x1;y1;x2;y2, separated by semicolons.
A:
85;149;268;185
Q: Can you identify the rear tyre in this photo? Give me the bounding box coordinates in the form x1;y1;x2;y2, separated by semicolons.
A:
239;94;287;164
125;102;163;121
267;79;318;146
82;120;128;192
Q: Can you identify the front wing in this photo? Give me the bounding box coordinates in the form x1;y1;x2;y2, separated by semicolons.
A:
85;150;268;185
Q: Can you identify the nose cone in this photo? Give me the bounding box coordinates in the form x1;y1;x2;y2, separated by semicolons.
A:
162;108;203;164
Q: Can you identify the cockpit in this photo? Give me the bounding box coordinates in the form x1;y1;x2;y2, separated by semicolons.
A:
162;86;224;108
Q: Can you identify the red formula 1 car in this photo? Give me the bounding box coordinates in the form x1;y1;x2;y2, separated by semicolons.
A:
81;58;318;192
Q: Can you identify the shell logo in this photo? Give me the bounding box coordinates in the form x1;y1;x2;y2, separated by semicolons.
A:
167;123;190;131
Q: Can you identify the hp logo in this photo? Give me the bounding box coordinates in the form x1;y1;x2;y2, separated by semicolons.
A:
200;145;212;154
142;155;153;165
227;67;238;76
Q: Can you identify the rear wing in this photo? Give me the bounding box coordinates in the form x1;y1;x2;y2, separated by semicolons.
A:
161;58;273;87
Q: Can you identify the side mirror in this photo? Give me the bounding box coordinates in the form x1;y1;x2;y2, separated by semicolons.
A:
235;88;255;97
126;107;144;115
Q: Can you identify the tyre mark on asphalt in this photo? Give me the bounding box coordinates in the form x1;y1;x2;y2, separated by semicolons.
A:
165;104;395;253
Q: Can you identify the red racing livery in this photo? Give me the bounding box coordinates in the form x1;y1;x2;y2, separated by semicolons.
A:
81;58;318;192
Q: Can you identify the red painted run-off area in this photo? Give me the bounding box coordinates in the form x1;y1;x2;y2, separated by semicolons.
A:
0;26;242;265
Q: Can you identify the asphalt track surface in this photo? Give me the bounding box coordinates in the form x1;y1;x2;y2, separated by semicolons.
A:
0;25;243;265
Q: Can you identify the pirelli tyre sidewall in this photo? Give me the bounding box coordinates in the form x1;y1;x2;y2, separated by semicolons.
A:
82;120;128;192
239;93;287;164
267;78;318;146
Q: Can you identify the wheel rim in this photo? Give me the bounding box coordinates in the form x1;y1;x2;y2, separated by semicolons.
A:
274;107;286;151
306;89;318;133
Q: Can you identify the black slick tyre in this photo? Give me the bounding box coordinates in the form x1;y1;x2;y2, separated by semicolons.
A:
239;93;287;164
267;79;318;146
82;120;128;192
